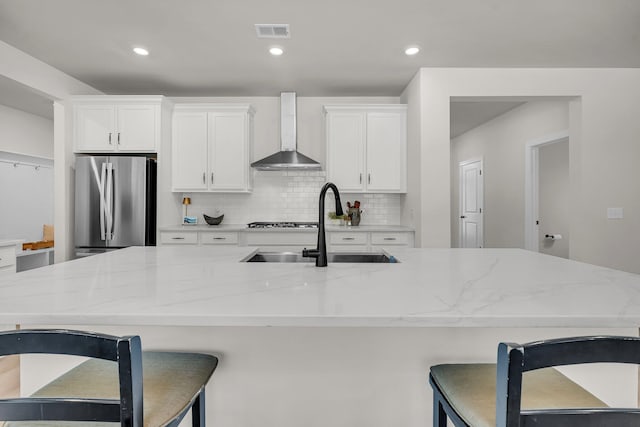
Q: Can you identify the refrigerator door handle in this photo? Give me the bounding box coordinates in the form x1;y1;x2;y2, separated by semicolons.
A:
99;162;107;240
105;163;114;240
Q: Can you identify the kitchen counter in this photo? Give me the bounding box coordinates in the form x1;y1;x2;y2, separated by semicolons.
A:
159;224;415;232
2;245;639;328
5;246;640;427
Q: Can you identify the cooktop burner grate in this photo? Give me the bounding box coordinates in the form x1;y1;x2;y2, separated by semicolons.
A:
247;222;318;229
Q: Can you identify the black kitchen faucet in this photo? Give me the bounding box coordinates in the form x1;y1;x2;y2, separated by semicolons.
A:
302;182;343;267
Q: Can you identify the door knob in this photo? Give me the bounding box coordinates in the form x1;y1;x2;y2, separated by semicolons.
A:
460;215;466;219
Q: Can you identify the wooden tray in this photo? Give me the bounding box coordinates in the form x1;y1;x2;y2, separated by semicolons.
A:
22;240;54;251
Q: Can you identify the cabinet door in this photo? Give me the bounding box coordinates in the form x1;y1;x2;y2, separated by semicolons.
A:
326;112;365;191
366;112;406;192
74;105;116;152
172;112;208;190
116;105;158;152
208;113;247;191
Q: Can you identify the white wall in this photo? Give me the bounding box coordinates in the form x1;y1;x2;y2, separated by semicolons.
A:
0;41;102;262
400;72;423;245
172;170;401;226
539;139;570;258
450;100;569;248
160;96;401;228
0;104;53;158
418;68;640;273
0;104;55;243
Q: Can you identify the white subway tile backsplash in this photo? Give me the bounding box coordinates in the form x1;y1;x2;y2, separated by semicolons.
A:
181;171;400;225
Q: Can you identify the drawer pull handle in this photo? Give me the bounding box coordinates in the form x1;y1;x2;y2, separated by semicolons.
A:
213;237;226;240
383;237;397;241
171;237;185;240
342;237;355;241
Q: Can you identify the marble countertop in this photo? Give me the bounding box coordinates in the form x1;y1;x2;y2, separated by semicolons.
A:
1;246;639;328
159;224;415;232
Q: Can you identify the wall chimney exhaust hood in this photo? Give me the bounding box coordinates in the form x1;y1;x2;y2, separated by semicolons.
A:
251;92;321;171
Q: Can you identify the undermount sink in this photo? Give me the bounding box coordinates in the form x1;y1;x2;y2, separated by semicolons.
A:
242;251;398;263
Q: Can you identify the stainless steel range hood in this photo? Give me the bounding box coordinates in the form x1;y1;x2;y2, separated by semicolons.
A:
251;92;321;171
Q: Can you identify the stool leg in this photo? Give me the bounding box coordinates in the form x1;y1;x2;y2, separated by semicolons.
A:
192;388;206;427
433;396;447;427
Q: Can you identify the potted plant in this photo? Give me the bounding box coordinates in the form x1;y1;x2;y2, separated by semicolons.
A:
327;211;348;226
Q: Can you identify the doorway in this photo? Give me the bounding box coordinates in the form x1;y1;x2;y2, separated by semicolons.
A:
524;130;569;256
458;158;483;248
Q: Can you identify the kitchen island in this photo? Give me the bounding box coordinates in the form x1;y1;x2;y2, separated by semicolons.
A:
1;246;640;426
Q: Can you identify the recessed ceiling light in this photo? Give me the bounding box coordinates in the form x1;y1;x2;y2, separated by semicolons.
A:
269;47;284;56
133;47;149;56
405;46;420;56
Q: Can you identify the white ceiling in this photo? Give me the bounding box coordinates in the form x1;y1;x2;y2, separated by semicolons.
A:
0;1;638;124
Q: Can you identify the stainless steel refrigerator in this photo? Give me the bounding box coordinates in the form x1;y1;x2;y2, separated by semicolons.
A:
75;156;156;257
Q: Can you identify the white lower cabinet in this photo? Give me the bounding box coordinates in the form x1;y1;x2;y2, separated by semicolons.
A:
328;231;414;252
244;232;316;252
0;245;17;277
371;232;411;245
159;232;198;245
159;231;239;245
200;232;239;245
329;232;368;252
159;230;414;252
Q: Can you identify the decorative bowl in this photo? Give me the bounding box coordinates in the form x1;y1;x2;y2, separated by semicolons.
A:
203;213;224;225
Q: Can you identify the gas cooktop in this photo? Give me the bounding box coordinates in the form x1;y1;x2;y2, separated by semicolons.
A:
247;222;318;229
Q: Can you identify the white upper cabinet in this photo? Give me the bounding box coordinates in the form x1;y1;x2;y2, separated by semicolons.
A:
325;105;407;193
73;96;164;153
326;111;366;191
172;104;254;192
172;112;208;190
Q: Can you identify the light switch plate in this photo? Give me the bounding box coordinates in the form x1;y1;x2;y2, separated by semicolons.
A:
607;207;624;219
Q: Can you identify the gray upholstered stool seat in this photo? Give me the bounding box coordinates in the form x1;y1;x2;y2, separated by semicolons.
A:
430;364;606;427
4;352;217;427
0;330;218;427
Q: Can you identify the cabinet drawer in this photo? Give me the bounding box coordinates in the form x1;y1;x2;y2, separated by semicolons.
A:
245;232;316;246
160;232;198;245
371;233;409;246
200;232;238;245
329;244;369;252
330;232;367;245
0;246;16;268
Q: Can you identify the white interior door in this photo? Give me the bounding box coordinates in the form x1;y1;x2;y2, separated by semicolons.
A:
459;159;484;248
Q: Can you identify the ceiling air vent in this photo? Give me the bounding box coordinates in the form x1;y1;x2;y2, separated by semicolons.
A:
255;24;290;39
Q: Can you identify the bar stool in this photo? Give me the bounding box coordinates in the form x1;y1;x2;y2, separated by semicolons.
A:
0;329;218;426
429;336;640;427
